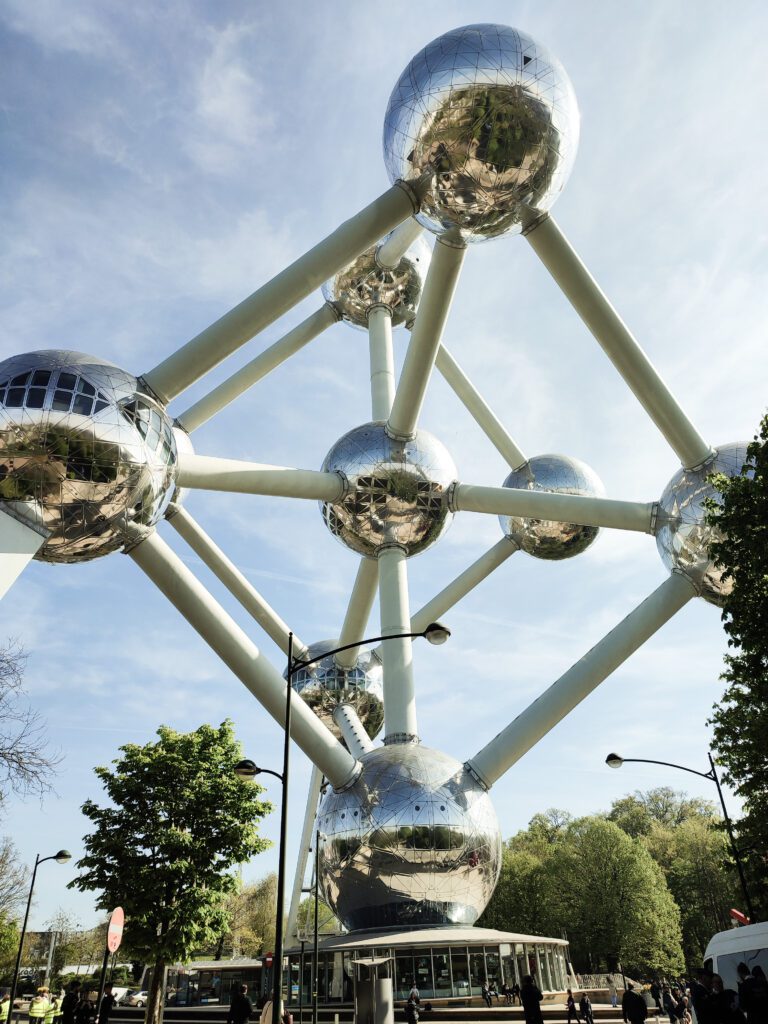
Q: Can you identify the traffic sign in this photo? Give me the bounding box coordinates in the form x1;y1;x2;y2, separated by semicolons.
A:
107;907;125;953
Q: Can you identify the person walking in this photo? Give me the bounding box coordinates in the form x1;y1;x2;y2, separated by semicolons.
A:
651;981;663;1014
739;965;768;1024
520;975;544;1024
60;983;81;1024
579;992;594;1024
406;980;420;1024
44;993;61;1024
0;989;11;1024
227;984;253;1024
621;982;647;1024
608;977;618;1009
97;985;115;1024
565;989;581;1023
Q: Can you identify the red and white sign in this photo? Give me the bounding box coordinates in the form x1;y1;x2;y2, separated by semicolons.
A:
730;908;751;926
107;907;125;953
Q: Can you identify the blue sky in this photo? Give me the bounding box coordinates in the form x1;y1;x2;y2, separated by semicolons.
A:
1;1;767;931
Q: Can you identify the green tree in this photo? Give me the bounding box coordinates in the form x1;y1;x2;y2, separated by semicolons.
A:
608;788;715;839
706;412;768;918
214;873;277;959
643;818;734;964
482;813;684;976
69;721;272;1024
0;914;20;984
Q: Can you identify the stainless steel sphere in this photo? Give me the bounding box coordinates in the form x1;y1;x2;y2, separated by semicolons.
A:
383;23;579;243
0;350;177;563
287;639;384;741
320;422;456;557
321;233;431;329
656;442;747;606
317;744;501;931
498;454;605;559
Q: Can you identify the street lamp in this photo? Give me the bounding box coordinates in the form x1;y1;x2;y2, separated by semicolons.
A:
237;622;450;1024
8;850;72;1018
605;751;757;922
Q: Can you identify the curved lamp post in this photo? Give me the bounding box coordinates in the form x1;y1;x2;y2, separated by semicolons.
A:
235;622;450;1024
605;751;756;922
8;850;72;1017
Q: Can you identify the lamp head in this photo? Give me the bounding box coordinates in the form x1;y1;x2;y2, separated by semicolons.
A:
423;622;451;646
605;753;624;770
233;758;260;781
54;850;72;864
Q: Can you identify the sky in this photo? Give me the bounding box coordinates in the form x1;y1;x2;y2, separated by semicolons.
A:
1;0;767;933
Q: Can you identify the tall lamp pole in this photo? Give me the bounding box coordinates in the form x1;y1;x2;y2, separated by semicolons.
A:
8;850;72;1018
605;751;757;922
234;621;450;1024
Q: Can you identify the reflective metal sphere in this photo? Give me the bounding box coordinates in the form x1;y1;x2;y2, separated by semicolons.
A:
287;639;384;741
322;234;431;329
383;23;579;243
656;442;747;606
0;350;177;563
320;422;456;557
498;454;605;559
318;744;501;931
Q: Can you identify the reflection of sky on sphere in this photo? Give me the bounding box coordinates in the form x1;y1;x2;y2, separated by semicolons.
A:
1;3;766;929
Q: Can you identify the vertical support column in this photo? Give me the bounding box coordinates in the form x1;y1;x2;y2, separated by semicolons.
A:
377;544;417;743
286;765;324;945
368;305;396;421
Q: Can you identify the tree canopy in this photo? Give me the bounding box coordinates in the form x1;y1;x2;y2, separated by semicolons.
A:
706;411;768;919
479;811;684;976
70;720;272;1024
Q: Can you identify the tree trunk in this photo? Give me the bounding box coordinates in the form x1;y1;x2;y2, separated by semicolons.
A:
145;960;166;1024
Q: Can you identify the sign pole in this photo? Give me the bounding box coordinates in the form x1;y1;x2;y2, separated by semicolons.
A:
96;908;125;1022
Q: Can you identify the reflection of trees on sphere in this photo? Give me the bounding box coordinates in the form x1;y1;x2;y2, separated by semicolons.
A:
499;454;605;560
320;422;456;557
656;442;748;606
322;234;431;329
286;639;384;741
383;23;579;243
0;350;177;563
317;744;501;931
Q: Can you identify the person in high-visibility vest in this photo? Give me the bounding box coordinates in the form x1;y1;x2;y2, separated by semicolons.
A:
28;989;51;1024
44;993;61;1024
0;989;12;1024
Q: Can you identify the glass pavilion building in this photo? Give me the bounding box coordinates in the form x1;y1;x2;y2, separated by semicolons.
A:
285;926;573;1008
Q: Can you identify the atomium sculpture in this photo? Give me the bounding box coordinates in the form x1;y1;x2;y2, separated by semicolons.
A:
0;23;750;939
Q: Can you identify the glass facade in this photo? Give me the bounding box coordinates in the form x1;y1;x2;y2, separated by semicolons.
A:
285;939;569;1005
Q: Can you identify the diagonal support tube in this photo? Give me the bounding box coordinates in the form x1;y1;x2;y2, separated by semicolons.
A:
333;703;375;759
525;215;713;470
378;545;417;742
177;303;340;433
0;506;48;601
466;571;697;789
375;219;424;269
368;305;396;421
142;181;420;403
334;558;379;671
451;483;657;534
127;529;359;790
411;536;519;633
387;238;466;439
436;346;528;470
166;503;309;659
286;765;324;944
176;453;345;501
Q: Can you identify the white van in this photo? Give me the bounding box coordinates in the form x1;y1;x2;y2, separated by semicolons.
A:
704;922;768;991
